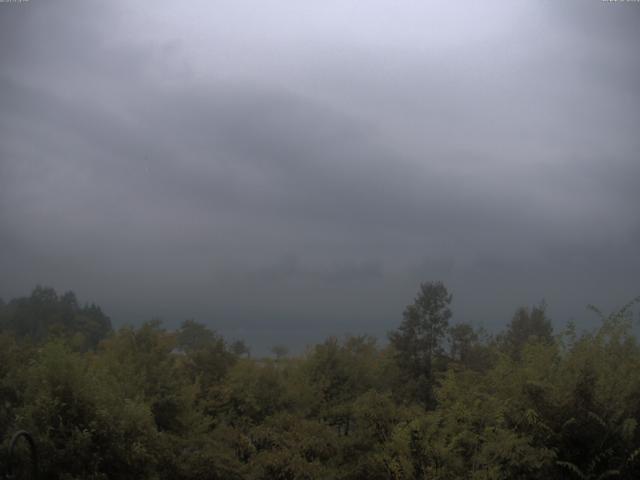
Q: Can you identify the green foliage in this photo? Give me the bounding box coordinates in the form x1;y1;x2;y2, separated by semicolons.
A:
389;281;453;407
447;322;495;372
498;302;553;359
0;285;639;479
177;319;219;352
0;286;111;350
13;342;161;479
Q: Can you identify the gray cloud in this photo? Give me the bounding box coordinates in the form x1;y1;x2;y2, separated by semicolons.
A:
1;0;639;352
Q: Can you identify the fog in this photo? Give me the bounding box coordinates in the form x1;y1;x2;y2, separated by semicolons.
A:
1;0;639;352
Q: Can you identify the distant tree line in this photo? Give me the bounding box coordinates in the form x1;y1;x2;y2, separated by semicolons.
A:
0;286;111;349
0;283;639;479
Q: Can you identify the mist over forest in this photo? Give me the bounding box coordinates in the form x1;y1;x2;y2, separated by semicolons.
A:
1;284;640;479
1;0;640;478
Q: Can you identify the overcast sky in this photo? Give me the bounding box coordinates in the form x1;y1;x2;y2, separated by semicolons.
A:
1;0;639;352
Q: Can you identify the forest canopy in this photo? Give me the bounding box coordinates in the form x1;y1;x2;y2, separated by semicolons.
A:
1;284;639;479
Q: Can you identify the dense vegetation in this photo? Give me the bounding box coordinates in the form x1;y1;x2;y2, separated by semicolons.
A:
1;284;639;479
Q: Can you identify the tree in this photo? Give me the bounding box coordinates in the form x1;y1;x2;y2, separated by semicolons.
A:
389;281;452;408
448;322;477;363
0;286;111;349
177;319;217;352
271;345;289;360
231;339;250;358
175;322;237;415
499;302;553;359
304;336;382;436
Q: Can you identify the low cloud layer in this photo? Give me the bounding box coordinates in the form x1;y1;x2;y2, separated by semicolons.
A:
1;0;639;351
